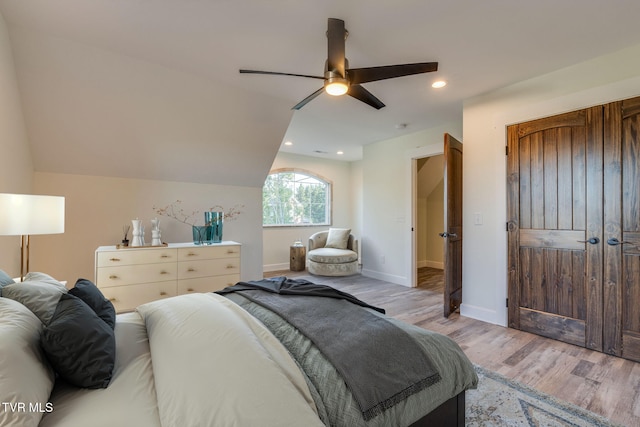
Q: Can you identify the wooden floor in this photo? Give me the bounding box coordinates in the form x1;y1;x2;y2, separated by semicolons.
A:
264;268;639;426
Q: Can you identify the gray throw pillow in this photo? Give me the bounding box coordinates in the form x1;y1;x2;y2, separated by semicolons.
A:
1;279;68;325
0;269;15;288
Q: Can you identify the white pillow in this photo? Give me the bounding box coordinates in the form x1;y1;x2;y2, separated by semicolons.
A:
325;228;351;249
0;298;55;427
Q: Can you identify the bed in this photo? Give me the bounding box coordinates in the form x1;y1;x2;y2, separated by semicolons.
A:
0;271;477;427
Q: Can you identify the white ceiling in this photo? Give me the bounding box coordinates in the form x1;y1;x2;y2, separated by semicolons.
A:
2;0;640;184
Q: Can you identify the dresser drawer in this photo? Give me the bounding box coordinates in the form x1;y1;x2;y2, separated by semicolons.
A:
177;245;240;261
101;282;177;313
177;258;240;280
97;263;177;287
178;274;239;294
97;248;176;267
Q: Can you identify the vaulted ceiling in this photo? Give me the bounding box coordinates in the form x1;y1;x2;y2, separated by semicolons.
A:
2;0;640;187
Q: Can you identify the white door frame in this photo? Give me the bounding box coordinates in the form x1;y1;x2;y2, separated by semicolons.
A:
405;142;444;287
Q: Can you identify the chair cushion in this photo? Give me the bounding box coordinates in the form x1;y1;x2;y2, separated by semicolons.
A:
308;248;358;264
325;228;351;249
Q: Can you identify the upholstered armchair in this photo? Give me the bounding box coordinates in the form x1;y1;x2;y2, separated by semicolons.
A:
307;228;359;276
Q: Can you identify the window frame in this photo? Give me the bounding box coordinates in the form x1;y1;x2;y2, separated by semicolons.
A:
262;168;333;228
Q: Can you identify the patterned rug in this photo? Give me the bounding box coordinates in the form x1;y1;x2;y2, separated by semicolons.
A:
467;366;622;427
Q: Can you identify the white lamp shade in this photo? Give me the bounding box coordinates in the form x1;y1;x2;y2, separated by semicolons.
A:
0;193;65;235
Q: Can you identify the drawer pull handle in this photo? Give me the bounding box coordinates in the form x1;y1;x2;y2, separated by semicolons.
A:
226;264;235;269
161;254;170;258
160;291;167;296
187;252;197;257
109;275;119;279
160;271;168;275
109;297;117;302
227;250;236;254
109;258;121;262
188;268;196;272
187;288;194;292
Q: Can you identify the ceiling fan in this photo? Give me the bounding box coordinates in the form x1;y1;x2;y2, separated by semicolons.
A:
239;18;438;110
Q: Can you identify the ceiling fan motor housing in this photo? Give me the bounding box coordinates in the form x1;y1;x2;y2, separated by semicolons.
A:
324;68;348;96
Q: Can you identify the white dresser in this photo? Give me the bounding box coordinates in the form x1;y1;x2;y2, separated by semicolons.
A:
95;242;241;313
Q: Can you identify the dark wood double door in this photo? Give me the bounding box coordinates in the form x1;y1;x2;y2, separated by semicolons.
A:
507;96;640;361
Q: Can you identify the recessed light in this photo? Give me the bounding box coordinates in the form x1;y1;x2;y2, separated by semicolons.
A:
284;141;293;146
432;80;447;89
337;151;344;155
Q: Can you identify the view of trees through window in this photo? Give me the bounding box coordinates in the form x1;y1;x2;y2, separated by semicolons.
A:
263;170;330;226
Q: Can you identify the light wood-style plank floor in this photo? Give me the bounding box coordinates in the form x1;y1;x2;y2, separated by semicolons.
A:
264;268;639;426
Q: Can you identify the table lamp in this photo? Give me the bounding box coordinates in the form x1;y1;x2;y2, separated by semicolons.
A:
0;193;65;281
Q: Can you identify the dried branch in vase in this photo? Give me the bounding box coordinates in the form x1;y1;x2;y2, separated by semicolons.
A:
153;200;244;226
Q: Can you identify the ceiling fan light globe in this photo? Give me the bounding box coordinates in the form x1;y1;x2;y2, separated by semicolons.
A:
325;81;348;96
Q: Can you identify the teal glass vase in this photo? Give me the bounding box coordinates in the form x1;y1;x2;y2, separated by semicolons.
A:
192;225;212;245
204;211;223;243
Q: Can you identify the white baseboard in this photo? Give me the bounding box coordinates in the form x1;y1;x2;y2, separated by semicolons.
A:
262;263;290;272
361;268;410;287
417;260;444;269
460;303;506;327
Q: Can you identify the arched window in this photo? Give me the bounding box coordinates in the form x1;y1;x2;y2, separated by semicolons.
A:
263;169;331;226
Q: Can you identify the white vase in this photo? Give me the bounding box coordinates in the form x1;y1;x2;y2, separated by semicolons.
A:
151;218;162;246
131;219;144;247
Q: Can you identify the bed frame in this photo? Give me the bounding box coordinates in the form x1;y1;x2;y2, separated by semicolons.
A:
409;391;465;427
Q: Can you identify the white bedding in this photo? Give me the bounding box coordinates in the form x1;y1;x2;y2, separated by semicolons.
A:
40;293;324;427
39;312;160;427
137;293;323;427
32;290;477;427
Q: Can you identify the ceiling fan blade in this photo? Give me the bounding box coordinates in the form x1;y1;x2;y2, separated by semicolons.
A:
347;84;385;110
239;69;325;80
347;62;438;85
292;87;325;110
326;18;346;76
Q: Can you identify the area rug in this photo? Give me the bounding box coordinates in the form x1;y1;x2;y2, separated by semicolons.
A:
466;366;621;427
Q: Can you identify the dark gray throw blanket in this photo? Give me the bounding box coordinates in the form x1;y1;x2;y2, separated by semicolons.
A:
217;277;441;421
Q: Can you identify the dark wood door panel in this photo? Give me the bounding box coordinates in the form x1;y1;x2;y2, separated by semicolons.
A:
519;229;586;250
519;308;586;348
508;106;602;351
444;133;463;317
510;95;640;360
517;109;586;138
603;96;640;359
518;247;586;319
518;128;586;231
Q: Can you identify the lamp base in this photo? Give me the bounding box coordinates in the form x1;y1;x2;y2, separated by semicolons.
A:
20;234;30;282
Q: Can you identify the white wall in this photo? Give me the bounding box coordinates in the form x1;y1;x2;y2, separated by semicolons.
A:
417;155;444;268
461;42;640;326
361;121;462;285
0;11;34;277
425;179;444;268
32;172;263;284
263;152;360;271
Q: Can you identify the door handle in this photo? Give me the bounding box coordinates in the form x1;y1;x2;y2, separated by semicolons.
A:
439;232;458;238
607;238;628;246
577;237;600;245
